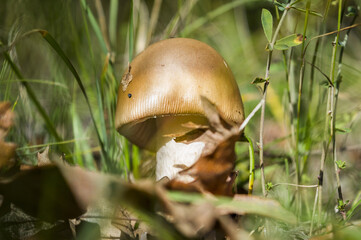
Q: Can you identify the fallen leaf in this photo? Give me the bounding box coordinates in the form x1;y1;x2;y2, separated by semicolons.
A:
0;102;14;131
167;191;297;225
0;141;17;167
37;146;52;166
121;65;133;92
165;201;218;237
0;101;16;168
168;97;242;196
0;164;103;221
0;203;57;239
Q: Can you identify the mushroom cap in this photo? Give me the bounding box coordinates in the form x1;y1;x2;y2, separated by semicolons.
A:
115;38;244;151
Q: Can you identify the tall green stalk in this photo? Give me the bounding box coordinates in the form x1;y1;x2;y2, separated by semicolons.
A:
295;0;311;185
259;3;291;198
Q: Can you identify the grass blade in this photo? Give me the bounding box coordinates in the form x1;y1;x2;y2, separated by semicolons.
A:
79;0;108;54
38;30;108;166
3;52;72;160
109;0;119;47
181;0;254;36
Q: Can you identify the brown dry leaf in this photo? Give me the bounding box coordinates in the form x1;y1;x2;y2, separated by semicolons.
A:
168;97;242;196
0;164;104;221
21;146;52;170
37;146;52;166
0;162;254;239
0;141;17;167
0;102;14;131
162;193;254;240
164;201;218;237
121;65;133;92
0;163;173;233
0;101;16;168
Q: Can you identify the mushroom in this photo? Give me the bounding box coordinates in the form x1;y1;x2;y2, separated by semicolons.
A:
115;38;244;181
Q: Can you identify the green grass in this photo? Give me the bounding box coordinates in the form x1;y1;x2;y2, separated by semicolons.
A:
1;0;361;239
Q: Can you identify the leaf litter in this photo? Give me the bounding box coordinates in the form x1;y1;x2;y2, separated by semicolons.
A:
166;97;242;196
0;98;297;239
0;102;16;168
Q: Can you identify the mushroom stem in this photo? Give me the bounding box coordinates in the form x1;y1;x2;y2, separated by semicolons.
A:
156;139;205;181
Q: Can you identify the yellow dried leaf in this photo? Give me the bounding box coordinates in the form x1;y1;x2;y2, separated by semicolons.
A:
0;101;16;167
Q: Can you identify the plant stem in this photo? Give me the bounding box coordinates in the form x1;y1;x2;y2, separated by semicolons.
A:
239;99;264;132
293;0;310;216
109;0;119;48
259;4;290;198
295;0;310;185
330;0;345;220
309;0;332;234
246;135;255;195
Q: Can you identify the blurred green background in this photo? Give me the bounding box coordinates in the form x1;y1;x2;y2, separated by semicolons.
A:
1;0;361;236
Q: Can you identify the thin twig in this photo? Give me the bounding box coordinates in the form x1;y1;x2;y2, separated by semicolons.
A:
239;99;264;132
273;183;318;188
303;23;361;55
81;215;139;221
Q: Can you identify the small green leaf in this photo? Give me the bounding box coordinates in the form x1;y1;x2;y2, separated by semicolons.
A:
337;199;349;212
335;128;351;134
336;160;346;169
266;182;274;191
251;77;268;84
274;34;304;50
261;9;273;43
346;6;358;17
274;1;286;11
273;44;289;50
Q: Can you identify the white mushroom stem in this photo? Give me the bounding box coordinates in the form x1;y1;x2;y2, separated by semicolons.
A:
156;139;205;181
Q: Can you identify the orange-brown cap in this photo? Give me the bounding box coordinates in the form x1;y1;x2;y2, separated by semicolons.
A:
115;38;244;151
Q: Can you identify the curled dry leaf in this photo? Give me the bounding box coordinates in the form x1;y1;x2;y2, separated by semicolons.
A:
121;65;133;92
0;163;104;221
0;162;298;239
164;201;224;238
167;97;242;196
37;146;52;166
0;101;16;168
0;161;241;239
0;102;14;130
